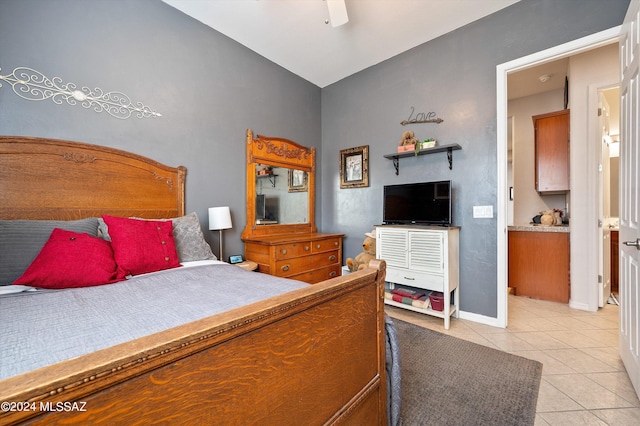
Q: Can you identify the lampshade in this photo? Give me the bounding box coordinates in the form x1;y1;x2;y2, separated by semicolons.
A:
208;206;232;231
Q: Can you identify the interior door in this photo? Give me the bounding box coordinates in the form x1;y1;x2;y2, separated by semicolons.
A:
619;0;640;399
599;91;612;308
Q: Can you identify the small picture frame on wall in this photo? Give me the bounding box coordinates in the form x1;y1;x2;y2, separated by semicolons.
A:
340;145;369;189
288;169;308;192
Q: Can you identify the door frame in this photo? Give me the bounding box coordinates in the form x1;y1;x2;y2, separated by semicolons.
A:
496;27;621;328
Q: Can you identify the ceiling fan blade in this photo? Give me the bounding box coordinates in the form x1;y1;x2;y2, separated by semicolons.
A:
326;0;348;27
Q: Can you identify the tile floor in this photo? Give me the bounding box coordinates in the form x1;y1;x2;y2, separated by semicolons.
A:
385;294;640;425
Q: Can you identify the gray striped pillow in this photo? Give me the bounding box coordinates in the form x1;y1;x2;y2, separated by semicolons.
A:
0;218;100;286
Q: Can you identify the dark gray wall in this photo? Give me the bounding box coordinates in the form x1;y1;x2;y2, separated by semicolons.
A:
320;0;630;318
0;0;630;319
0;0;321;258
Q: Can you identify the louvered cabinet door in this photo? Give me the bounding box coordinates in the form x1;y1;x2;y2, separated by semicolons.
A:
377;227;408;269
408;230;443;274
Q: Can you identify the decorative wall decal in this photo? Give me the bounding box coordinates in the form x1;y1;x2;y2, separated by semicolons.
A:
0;66;161;120
400;106;443;125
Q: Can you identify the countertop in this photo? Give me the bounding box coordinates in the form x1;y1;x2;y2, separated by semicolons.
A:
508;224;570;233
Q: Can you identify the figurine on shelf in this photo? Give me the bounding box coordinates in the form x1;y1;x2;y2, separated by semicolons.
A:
257;165;273;176
414;138;437;155
397;130;419;152
421;138;437;149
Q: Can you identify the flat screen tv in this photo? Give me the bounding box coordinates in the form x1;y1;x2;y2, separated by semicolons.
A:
383;180;452;225
256;194;279;222
256;194;266;219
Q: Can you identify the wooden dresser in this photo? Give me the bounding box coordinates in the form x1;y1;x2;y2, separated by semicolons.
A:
244;233;343;283
242;130;344;285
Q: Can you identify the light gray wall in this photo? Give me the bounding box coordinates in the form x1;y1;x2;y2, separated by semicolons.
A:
0;0;321;259
320;0;630;318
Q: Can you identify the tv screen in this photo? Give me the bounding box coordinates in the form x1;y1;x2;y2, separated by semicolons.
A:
256;194;266;219
383;180;452;225
256;194;279;221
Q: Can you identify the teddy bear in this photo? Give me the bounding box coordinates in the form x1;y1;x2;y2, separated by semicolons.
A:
398;130;419;147
346;230;377;272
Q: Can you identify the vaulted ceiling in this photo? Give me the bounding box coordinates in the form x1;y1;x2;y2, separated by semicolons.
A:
163;0;521;88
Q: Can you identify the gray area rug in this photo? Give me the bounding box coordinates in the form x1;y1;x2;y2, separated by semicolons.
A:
394;319;543;426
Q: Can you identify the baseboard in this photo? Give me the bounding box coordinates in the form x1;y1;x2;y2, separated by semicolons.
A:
569;299;595;312
460;300;597;328
458;310;504;328
460;297;598;327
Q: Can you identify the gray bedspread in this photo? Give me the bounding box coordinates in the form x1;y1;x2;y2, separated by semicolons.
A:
0;263;307;380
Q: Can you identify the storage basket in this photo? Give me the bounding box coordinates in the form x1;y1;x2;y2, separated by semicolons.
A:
429;292;444;311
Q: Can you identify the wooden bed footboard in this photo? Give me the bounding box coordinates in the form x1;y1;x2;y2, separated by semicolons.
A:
0;260;387;425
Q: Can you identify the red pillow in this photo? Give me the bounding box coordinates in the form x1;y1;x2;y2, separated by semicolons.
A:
102;215;180;276
13;228;125;289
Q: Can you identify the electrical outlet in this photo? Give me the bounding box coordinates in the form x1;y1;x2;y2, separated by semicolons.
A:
473;205;493;218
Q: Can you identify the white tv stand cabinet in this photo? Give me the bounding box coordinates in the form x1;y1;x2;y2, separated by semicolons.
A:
376;225;460;329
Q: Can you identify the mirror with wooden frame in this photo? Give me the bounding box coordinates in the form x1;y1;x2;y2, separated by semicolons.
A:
242;129;316;239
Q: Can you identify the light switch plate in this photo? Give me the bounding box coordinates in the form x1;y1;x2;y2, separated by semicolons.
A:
473;205;493;218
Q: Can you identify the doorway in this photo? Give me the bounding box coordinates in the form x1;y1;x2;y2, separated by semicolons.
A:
496;27;622;328
598;86;621;308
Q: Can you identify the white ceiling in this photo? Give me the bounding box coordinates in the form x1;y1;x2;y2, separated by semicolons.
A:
163;0;521;88
507;58;569;100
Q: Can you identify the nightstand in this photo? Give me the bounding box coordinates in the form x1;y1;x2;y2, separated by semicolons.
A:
235;260;258;271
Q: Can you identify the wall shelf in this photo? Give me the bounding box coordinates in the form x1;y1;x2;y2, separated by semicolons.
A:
256;173;278;187
383;143;462;175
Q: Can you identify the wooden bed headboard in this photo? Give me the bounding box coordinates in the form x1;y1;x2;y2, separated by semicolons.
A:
0;136;186;220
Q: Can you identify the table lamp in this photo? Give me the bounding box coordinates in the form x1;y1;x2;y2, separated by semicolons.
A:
208;206;232;261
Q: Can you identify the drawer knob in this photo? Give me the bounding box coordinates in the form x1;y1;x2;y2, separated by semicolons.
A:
281;265;290;272
316;244;321;249
334;241;338;246
329;255;336;261
403;276;415;280
281;249;287;255
304;245;310;251
329;271;337;277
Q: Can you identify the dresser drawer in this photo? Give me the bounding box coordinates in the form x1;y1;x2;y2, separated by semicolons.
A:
275;251;340;277
386;267;444;292
274;242;312;260
311;238;341;253
289;264;342;284
243;233;344;285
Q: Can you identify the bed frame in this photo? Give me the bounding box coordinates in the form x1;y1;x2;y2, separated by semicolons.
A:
0;136;387;425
